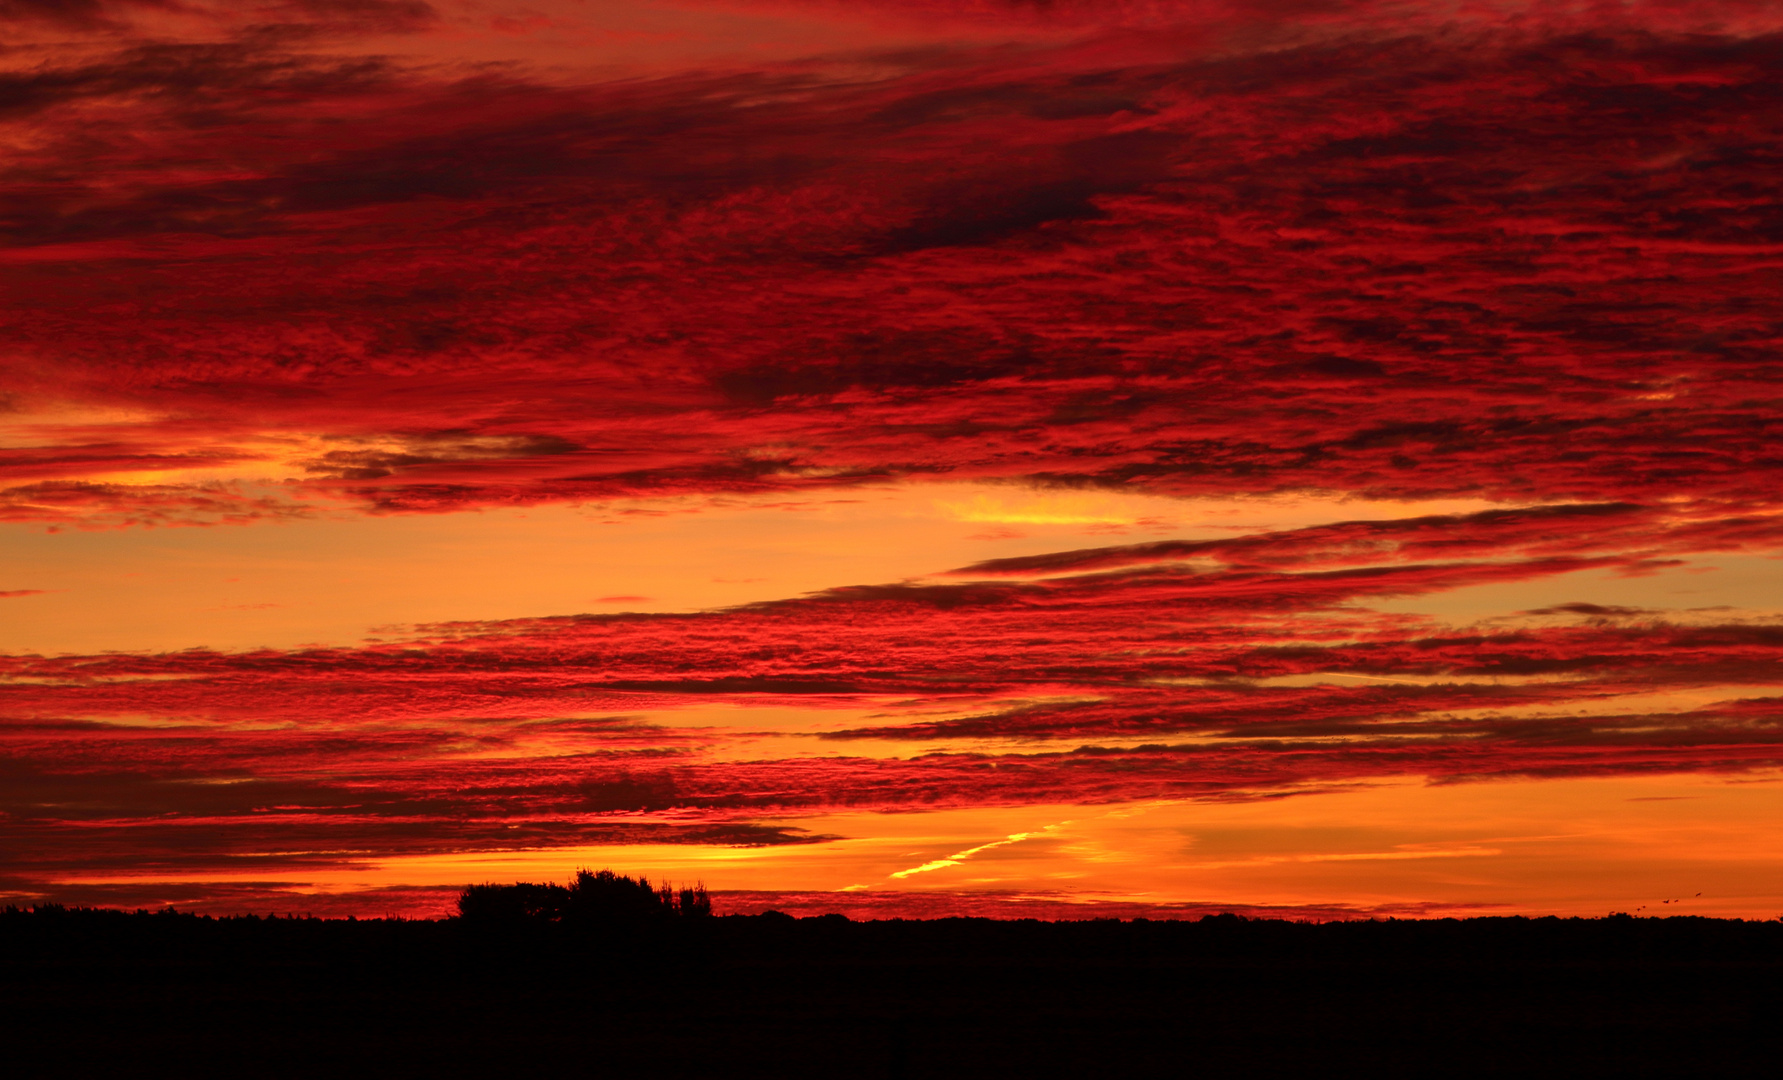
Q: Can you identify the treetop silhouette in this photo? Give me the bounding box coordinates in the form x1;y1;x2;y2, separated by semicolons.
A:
457;869;711;925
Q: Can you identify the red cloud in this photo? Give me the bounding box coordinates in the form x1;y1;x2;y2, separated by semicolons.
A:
5;522;1782;893
2;15;1782;524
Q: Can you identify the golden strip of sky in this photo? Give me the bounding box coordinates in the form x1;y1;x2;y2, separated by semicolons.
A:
64;772;1783;919
2;484;1511;654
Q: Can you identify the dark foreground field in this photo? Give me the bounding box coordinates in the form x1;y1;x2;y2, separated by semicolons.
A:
4;907;1780;1078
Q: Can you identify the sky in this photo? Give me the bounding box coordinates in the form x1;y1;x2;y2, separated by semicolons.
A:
3;0;1782;920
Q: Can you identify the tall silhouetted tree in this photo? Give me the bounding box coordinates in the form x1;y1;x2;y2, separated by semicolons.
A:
677;885;712;918
566;869;663;925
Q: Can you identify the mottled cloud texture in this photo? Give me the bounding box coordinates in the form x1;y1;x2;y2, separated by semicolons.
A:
5;1;1782;523
3;1;1782;913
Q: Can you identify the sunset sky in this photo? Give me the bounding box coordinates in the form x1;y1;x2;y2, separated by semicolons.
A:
3;0;1782;920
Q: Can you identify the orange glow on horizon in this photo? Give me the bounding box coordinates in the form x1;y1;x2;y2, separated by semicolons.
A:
55;772;1783;920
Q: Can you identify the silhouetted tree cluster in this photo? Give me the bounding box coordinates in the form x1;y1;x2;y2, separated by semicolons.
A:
457;869;710;926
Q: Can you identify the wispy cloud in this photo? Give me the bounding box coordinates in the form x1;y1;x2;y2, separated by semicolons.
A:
888;823;1067;879
5;509;1782;895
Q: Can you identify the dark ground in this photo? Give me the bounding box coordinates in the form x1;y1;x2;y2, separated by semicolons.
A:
3;907;1780;1078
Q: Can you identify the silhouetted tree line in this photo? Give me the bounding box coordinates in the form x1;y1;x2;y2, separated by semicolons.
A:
456;869;712;926
9;903;1783;1077
10;896;1783;967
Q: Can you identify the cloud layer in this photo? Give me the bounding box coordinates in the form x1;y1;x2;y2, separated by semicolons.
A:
5;504;1781;903
3;3;1782;525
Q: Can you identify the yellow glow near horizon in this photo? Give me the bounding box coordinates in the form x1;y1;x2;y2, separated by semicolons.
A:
55;771;1783;919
